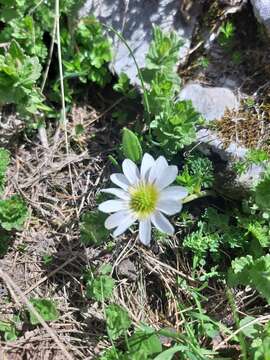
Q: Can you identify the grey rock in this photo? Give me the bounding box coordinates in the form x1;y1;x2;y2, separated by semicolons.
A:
179;83;239;121
117;258;137;281
179;83;264;195
79;0;201;84
250;0;270;34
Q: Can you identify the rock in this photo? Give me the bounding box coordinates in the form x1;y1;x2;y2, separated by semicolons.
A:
117;258;137;281
179;83;239;121
179;83;264;195
79;0;201;85
250;0;270;34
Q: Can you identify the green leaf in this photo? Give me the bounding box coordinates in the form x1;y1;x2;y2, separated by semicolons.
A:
105;304;131;340
255;171;270;211
86;275;115;301
80;211;109;245
0;195;28;231
153;345;185;360
239;316;261;339
29;299;59;325
0;320;18;341
128;326;162;358
122;128;142;163
228;255;270;303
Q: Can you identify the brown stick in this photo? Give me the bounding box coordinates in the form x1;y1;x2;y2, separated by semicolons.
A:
0;267;74;360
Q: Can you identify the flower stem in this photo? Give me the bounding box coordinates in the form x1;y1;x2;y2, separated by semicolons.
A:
182;190;216;204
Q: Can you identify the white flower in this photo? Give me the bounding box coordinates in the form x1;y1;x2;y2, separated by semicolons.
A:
98;153;188;246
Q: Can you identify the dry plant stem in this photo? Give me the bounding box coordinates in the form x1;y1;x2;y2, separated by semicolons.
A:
55;0;78;218
0;267;74;360
214;314;270;351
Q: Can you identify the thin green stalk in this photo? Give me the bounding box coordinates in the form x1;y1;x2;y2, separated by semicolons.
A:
101;23;151;121
226;287;248;360
55;0;78;217
182;190;216;204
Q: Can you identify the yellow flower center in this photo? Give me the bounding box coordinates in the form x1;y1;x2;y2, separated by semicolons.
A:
129;183;159;219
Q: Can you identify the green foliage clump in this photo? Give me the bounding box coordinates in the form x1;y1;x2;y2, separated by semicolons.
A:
254;168;270;212
0;40;43;116
61;17;112;89
218;21;235;49
0;15;48;63
228;254;270;303
234;149;269;175
0;319;18;341
183;207;247;267
177;154;214;193
0;195;28;231
142;26;203;156
29;298;59;325
250;322;270;360
0;148;10;194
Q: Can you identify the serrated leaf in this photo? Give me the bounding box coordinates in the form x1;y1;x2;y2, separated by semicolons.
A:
122;128;142;163
0;195;28;231
255;172;270;211
229;255;270;303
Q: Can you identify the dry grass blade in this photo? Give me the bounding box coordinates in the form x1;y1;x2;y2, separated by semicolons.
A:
0;267;74;360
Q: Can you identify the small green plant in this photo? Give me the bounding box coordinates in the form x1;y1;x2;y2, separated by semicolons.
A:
0;319;18;341
105;304;131;340
0;195;28;231
234;149;269;175
218;21;235;49
140;26;203;157
177;154;214;194
61;17;112;89
0;40;43;117
29;298;59;325
85;264;115;301
197;56;210;69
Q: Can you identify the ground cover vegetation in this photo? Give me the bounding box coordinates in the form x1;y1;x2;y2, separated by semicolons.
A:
0;1;270;359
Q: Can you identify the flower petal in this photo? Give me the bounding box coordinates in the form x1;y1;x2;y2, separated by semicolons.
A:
98;200;126;213
140;153;155;180
113;213;137;237
139;218;151;246
105;210;132;229
151;211;174;235
154;165;178;190
159;186;188;201
122;159;140;184
157;199;182;215
148;156;168;183
101;188;130;200
110;173;130;191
